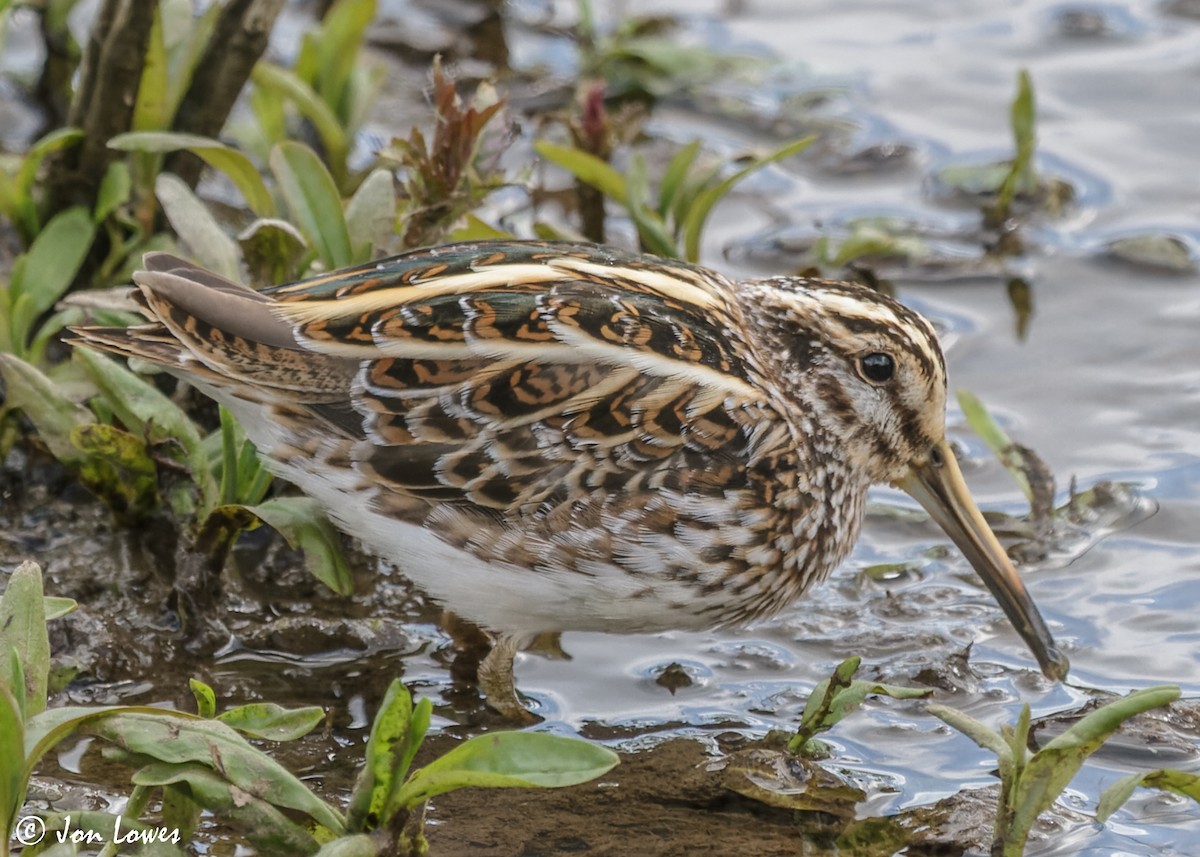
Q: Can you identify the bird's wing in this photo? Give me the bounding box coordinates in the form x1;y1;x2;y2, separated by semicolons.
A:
75;242;770;517
260;241;768;514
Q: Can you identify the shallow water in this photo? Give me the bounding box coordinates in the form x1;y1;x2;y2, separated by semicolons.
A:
505;0;1200;850
5;0;1200;854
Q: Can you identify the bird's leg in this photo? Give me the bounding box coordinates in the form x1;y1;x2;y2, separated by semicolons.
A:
440;610;492;685
478;633;538;723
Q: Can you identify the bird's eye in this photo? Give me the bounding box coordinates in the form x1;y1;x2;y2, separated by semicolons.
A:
858;352;895;384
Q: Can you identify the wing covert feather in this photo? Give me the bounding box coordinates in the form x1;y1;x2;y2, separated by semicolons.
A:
260;241;767;516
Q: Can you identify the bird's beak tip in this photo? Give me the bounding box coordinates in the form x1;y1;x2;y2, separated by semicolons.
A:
900;444;1066;683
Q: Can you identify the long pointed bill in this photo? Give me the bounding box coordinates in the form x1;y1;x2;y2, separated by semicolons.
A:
900;441;1069;681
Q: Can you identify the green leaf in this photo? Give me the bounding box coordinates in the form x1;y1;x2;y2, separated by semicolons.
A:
132;762;322;853
1020;687;1180;812
1096;772;1145;824
446;213;512;243
314;834;379;857
253;64;350;185
217;702;325;741
400;697;432;788
163;0;221;121
347;679;414;832
155;173;241;280
826;680;930;724
1105;233;1196;273
23;705;198;783
235;436;273;506
830;223;926;267
189;678;217;718
270;142;353;269
73;349;216;511
310;0;377;123
0;683;27;850
392;732;619;809
623;155;678;258
1010;69;1037;189
1097;769;1200;823
161;780;202;847
244;497;353;595
71;422;160;518
42;597;77;621
94;162;133;223
133;0;170;131
343;167;397;261
534;140;629;205
219;405;239;506
14;128;84;235
16;129;85;197
86;712;346;834
238;218;310;286
110;132;276;217
0;561;51;718
956;389;1034;505
681;135;813;262
789;656;859;754
0;353;95;462
5;649;25;724
658;139;701;220
10;205;95;321
1036;686;1181;759
348;682;405;831
926;703;1014;767
72;345;216;513
784;657;927;755
993;69;1039;220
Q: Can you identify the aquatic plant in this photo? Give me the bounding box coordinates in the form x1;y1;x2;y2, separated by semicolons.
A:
536;135;813;262
0;562;619;856
718;657;930;816
242;0;383;193
379;59;509;251
0;207;95;365
928;686;1181;856
332;679;619;856
0;349;352;609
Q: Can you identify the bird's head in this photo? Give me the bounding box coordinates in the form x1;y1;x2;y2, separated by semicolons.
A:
743;276;1069;681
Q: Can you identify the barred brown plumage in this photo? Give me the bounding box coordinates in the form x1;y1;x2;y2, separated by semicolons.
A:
70;240;1068;719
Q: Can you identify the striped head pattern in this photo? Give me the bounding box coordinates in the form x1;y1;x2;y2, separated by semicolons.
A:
740;276;950;488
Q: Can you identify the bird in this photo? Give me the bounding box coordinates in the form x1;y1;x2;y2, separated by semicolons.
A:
71;240;1069;719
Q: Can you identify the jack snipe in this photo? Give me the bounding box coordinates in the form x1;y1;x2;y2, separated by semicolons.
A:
73;241;1068;718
